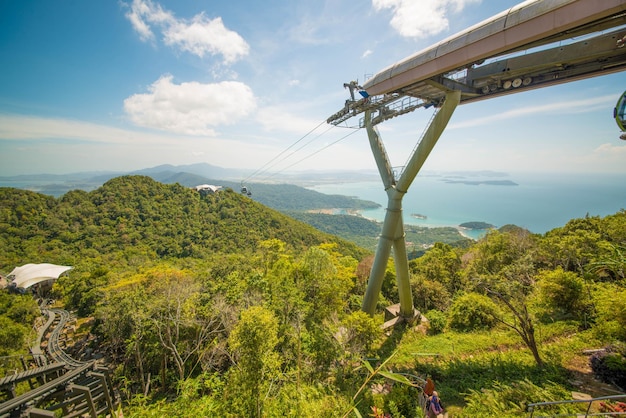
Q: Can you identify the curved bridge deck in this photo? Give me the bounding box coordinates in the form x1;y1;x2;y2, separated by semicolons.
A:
0;308;116;418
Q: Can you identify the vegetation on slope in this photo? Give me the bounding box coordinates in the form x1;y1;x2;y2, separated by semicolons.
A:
1;167;468;250
1;176;625;417
0;176;367;266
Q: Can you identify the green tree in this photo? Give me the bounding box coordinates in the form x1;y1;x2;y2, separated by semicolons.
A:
587;243;626;281
592;283;626;340
0;291;39;324
535;267;587;320
258;238;287;275
54;267;109;316
226;305;281;418
339;310;380;356
540;217;609;276
410;277;451;312
96;281;155;394
299;245;352;324
465;229;544;366
147;268;222;382
410;242;463;294
447;292;500;332
0;290;38;359
0;316;28;356
265;256;308;376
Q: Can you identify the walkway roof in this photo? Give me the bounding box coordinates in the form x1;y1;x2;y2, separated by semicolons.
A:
8;263;73;289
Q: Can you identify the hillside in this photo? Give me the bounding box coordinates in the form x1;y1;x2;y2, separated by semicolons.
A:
1;165;472;250
0;175;368;270
288;211;470;251
2;176;625;417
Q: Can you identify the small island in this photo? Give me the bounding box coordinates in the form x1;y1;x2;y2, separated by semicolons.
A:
443;179;518;186
459;221;495;230
411;213;427;220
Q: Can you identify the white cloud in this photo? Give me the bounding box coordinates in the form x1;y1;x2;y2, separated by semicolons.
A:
0;113;176;144
163;15;249;64
594;142;626;156
362;49;373;58
125;2;156;41
125;0;173;41
372;0;481;39
124;0;249;63
123;75;257;135
255;106;321;135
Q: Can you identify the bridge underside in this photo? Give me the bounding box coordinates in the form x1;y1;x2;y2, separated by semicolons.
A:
329;26;626;129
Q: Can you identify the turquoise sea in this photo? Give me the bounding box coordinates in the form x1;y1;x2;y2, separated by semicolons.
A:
308;172;626;239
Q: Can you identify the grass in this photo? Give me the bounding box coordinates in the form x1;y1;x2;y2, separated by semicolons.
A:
371;320;600;411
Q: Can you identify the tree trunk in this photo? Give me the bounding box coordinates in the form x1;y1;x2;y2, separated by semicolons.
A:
489;289;544;367
523;319;543;367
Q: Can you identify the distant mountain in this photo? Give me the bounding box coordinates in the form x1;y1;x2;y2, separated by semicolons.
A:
442;179;518;186
131;163;248;180
0;163;379;197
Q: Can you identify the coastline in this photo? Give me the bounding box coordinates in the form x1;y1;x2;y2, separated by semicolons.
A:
307;207;488;241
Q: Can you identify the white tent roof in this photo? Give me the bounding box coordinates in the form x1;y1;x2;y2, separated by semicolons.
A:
8;263;73;289
195;184;221;193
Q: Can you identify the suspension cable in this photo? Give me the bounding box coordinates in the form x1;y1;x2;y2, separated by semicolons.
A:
254;124;337;182
242;119;328;184
259;128;361;180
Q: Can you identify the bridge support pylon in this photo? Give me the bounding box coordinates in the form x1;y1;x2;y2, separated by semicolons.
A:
362;90;461;318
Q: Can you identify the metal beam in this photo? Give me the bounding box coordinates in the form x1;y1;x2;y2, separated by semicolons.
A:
328;2;626;128
361;90;461;317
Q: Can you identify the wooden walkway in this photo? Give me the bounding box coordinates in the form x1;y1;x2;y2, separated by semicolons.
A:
0;308;116;418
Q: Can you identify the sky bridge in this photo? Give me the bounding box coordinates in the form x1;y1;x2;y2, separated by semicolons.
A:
329;0;626;129
327;0;626;319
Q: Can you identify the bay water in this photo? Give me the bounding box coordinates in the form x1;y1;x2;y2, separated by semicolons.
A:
308;172;625;238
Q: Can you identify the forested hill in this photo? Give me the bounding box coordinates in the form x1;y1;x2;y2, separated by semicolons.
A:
2;173;626;416
0;175;368;268
0;166;382;212
241;183;380;211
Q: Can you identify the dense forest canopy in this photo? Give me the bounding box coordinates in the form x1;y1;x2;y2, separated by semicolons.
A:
1;167;470;252
0;176;367;266
1;175;625;417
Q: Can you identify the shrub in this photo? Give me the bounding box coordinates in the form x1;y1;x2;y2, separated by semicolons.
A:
411;278;451;312
460;379;580;417
535;268;587;320
592;284;626;340
591;345;626;389
447;293;499;332
341;310;380;355
425;310;446;335
0;316;27;356
384;384;422;418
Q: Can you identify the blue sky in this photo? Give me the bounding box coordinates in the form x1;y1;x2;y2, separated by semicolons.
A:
0;0;625;177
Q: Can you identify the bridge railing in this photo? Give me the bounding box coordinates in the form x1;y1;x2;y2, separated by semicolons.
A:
0;362;94;417
1;307;117;417
0;361;117;418
528;394;626;417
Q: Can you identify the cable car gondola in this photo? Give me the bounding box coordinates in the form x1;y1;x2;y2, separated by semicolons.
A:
614;90;626;140
240;184;252;196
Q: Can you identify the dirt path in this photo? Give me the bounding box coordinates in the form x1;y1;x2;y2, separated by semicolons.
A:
566;353;624;398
